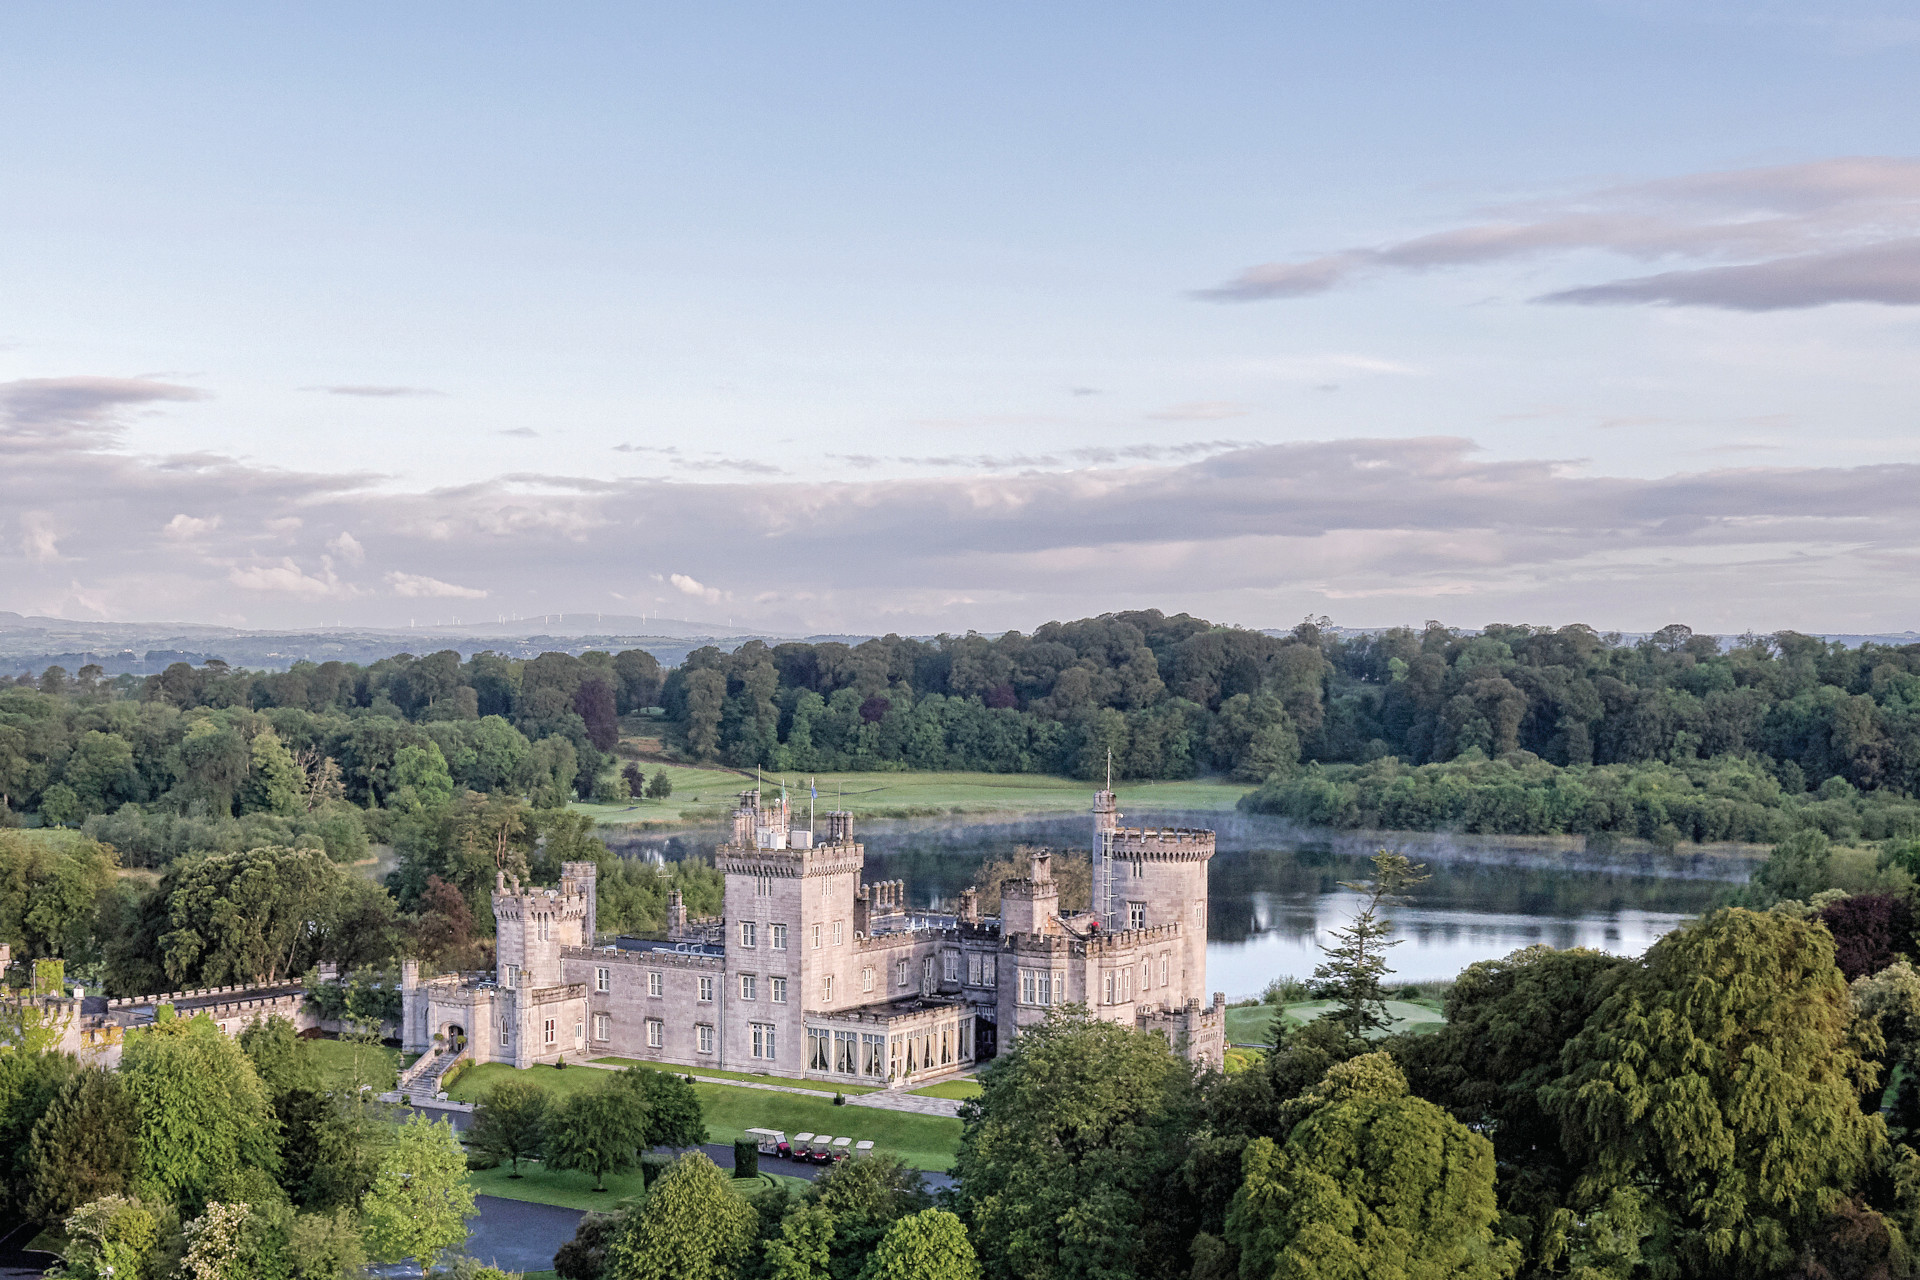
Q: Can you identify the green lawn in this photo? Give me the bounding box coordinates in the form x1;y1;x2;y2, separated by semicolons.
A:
445;1063;962;1172
694;1084;960;1172
306;1038;405;1092
1225;1000;1447;1045
911;1078;982;1100
469;1160;809;1212
573;769;1251;827
590;1058;881;1095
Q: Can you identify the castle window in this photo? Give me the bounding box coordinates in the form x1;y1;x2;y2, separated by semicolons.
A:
646;1018;663;1049
836;1030;857;1074
862;966;875;992
1020;970;1037;1004
922;957;935;990
740;974;757;1000
1194;902;1203;924
539;914;552;941
1103;972;1115;1004
822;974;834;1003
740;921;757;948
500;1024;510;1047
967;954;980;986
809;1028;830;1070
1132;860;1143;879
648;971;664;998
699;975;714;1002
1159;955;1169;986
503;964;519;988
1051;971;1066;1005
1129;902;1146;930
896;959;909;988
697;1023;714;1054
771;976;787;1003
959;1021;973;1060
771;923;787;950
811;924;822;950
832;921;844;945
752;1021;777;1060
755;873;773;896
943;952;959;982
595;967;610;993
1141;961;1150;991
543;1018;556;1046
593;1013;609;1041
862;1033;884;1077
941;1027;953;1065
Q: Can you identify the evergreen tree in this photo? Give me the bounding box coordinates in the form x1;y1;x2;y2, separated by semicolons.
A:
762;1205;835;1280
612;1063;707;1149
469;1076;550;1177
240;729;303;816
647;769;673;799
604;1151;757;1280
1308;849;1427;1039
858;1209;978;1280
26;1067;139;1224
1546;907;1887;1279
360;1113;476;1273
1224;1054;1517;1280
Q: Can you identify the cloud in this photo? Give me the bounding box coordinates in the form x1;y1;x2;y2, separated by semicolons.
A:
0;376;207;447
498;427;539;437
1201;156;1920;311
386;571;487;599
1146;401;1253;421
229;558;347;598
162;514;221;539
304;385;444;397
670;573;724;603
10;374;1920;632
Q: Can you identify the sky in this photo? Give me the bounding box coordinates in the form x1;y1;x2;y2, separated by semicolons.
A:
3;2;1920;637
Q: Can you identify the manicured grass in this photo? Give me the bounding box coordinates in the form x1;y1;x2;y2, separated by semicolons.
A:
693;1083;961;1172
574;769;1251;827
468;1160;808;1212
307;1038;404;1092
444;1063;963;1171
1225;1000;1447;1045
911;1078;982;1100
446;1061;626;1105
590;1058;881;1094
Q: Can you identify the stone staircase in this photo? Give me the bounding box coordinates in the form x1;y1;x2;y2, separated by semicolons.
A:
396;1047;465;1104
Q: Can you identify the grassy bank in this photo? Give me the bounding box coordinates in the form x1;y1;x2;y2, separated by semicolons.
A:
590;1058;882;1095
469;1162;810;1212
1224;999;1447;1045
573;768;1252;828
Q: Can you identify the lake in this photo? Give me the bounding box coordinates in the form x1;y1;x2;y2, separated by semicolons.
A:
609;808;1754;999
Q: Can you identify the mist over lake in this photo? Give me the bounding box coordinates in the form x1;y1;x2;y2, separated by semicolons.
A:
607;808;1751;999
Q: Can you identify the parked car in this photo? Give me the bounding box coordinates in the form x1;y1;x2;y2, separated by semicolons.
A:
809;1137;837;1165
747;1127;786;1158
790;1131;816;1161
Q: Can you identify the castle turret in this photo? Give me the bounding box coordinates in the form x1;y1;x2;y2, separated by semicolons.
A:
1000;849;1058;937
493;869;592;988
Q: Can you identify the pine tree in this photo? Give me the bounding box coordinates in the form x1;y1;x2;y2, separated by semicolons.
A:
1308;849;1427;1039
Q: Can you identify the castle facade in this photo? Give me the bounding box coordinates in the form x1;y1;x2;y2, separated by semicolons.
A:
399;788;1224;1086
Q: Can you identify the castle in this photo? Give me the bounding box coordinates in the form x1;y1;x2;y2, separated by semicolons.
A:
399;787;1225;1085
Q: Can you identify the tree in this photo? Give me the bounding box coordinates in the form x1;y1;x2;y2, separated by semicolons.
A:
859;1210;977;1280
1390;945;1627;1274
614;1064;707;1149
623;762;646;798
470;1076;550;1176
240;728;303;816
807;1153;931;1280
1224;1054;1518;1280
1308;849;1427;1039
178;1200;253;1280
555;1211;624;1280
545;1084;649;1191
613;649;664;714
0;1049;78;1210
157;844;352;987
1546;908;1887;1278
360;1113;476;1273
120;1015;281;1208
763;1205;835;1280
1818;893;1915;981
26;1067;139;1224
46;1194;172;1280
575;679;620;752
647;769;673;799
951;1009;1203;1280
1755;830;1834;904
603;1150;756;1280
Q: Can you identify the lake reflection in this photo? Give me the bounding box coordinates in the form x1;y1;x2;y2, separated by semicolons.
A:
612;807;1751;999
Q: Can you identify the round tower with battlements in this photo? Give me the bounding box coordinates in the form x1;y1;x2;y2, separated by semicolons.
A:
1094;799;1215;1010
